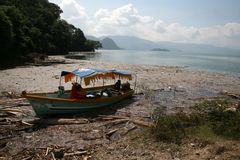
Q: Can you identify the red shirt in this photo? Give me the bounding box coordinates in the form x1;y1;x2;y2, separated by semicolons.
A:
70;85;86;99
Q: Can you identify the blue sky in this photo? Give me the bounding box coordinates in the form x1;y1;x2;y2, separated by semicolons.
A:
50;0;240;49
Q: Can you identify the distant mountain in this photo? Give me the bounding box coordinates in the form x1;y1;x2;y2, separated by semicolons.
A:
101;35;240;54
87;35;240;54
86;35;99;41
100;38;121;50
101;35;158;50
86;36;121;50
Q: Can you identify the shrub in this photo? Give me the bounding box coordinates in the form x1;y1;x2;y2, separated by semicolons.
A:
151;100;240;144
193;100;240;139
152;113;185;144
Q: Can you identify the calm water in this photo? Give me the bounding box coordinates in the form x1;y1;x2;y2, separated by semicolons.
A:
82;50;240;75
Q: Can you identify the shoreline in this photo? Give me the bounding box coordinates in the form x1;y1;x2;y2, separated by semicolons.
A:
1;55;239;112
0;55;240;159
0;55;239;94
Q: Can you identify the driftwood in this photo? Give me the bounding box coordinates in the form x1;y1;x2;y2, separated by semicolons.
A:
25;118;89;125
17;103;31;107
0;112;10;117
0;97;30;110
0;103;30;110
99;115;129;120
122;126;137;136
83;156;89;160
227;93;240;99
0;118;33;126
21;120;33;126
106;129;118;137
188;96;221;100
51;152;56;160
64;151;87;157
0;118;21;125
103;119;129;127
45;147;51;156
0;108;23;113
22;156;33;160
0;135;15;141
100;115;153;127
131;119;153;127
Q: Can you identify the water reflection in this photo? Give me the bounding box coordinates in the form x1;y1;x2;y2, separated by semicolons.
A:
65;52;102;60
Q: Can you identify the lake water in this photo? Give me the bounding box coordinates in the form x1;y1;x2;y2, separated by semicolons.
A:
81;50;240;75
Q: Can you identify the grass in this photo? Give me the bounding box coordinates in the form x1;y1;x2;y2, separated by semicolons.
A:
186;125;218;145
151;99;240;144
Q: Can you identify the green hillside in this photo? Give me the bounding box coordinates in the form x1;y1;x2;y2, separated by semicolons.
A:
0;0;101;68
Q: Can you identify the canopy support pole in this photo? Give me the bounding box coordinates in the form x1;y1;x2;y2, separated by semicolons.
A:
80;78;82;85
59;75;62;87
134;73;137;93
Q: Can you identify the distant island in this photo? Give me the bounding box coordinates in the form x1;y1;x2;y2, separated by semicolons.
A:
151;48;170;52
100;38;121;50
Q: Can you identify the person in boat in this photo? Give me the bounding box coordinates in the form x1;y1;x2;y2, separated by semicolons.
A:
122;81;131;92
58;86;65;96
70;82;86;99
114;79;121;91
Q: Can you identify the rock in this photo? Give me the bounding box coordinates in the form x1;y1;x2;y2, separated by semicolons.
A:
53;75;60;79
107;146;114;151
53;150;64;159
190;143;195;147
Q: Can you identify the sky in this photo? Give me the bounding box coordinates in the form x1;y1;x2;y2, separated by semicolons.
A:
49;0;240;49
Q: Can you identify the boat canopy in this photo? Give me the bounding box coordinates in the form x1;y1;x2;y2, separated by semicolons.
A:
61;68;132;86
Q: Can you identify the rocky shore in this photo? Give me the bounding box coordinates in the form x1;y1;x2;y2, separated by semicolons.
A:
0;56;239;159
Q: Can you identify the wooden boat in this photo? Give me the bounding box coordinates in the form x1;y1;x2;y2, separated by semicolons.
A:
22;68;136;117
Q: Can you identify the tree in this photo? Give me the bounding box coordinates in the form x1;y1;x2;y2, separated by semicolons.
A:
0;8;13;53
0;5;31;67
0;0;101;68
84;40;102;51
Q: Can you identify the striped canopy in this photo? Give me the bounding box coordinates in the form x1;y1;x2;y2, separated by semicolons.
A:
61;68;132;85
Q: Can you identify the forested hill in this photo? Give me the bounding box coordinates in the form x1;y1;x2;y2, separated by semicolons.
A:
0;0;101;68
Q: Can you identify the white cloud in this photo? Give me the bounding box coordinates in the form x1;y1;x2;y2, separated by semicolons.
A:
59;0;88;29
57;1;240;49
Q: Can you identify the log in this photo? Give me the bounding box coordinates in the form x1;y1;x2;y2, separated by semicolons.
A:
21;120;33;126
17;103;31;107
106;129;118;137
188;96;221;100
131;119;153;127
100;117;117;121
83;156;89;160
45;147;51;156
64;151;87;157
103;119;129;127
26;118;89;125
0;113;9;117
99;115;129;120
0;135;15;140
100;115;154;128
51;152;56;160
227;93;240;99
122;126;137;136
22;156;33;160
0;108;23;113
